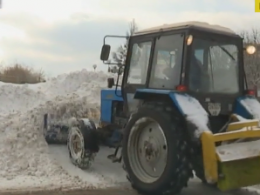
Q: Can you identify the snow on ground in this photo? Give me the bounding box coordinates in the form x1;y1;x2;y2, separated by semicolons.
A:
0;69;124;192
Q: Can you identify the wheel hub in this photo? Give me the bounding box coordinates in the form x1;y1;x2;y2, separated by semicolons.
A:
72;134;82;154
144;139;160;162
128;118;168;183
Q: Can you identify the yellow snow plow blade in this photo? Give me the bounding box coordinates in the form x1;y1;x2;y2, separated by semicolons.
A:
201;119;260;191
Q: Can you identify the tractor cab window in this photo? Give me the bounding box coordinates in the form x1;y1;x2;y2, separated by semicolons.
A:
149;34;184;89
189;38;239;94
194;49;204;64
127;41;152;84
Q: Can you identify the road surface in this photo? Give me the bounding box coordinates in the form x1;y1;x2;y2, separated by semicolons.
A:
1;145;260;195
2;180;260;195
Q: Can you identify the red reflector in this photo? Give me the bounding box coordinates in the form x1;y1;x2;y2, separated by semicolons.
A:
246;90;255;96
176;85;187;91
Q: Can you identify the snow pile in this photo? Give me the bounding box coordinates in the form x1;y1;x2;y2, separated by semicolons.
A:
0;69;119;191
0;84;46;116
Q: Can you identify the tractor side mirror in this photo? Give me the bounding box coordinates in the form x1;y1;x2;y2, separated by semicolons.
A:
100;44;111;61
107;77;115;88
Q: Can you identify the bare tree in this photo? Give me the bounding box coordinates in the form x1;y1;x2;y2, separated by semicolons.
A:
240;28;260;92
110;19;138;74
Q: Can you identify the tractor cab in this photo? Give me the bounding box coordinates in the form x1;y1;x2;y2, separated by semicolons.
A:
98;22;260;195
101;21;256;131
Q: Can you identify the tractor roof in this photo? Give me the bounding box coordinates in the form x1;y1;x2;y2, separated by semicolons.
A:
134;21;236;36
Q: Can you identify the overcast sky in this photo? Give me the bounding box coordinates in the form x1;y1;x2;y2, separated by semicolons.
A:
0;0;258;76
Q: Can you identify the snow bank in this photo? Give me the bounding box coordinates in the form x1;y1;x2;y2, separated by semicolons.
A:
0;69;120;191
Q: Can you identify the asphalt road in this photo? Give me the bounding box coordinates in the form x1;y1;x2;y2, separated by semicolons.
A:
2;180;260;195
2;145;260;195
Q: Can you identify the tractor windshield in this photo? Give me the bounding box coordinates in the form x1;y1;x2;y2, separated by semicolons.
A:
189;38;240;94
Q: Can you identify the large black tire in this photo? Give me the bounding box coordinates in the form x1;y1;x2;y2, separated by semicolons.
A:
67;118;99;169
122;102;193;195
190;128;216;187
191;147;207;183
190;118;217;186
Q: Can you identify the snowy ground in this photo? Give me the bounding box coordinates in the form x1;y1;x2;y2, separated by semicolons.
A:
0;69;122;192
0;145;129;192
0;69;260;194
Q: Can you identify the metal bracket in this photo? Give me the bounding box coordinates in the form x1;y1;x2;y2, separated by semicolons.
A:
107;146;122;163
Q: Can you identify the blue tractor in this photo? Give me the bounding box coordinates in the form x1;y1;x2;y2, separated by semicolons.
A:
67;21;260;195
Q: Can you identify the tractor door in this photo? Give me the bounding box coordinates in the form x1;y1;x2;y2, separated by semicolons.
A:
122;36;153;116
187;35;243;121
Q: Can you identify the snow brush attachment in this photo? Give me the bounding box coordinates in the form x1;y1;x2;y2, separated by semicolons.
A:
43;113;69;144
201;118;260;191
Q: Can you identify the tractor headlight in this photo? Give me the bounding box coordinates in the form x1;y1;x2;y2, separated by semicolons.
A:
246;45;256;55
187;35;193;45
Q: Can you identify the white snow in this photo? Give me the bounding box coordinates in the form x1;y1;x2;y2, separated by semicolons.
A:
134;21;235;36
174;93;210;138
234;114;248;121
217;139;260;162
79;118;94;129
240;98;260;119
0;69;123;192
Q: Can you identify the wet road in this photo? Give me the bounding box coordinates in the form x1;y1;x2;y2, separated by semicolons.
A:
2;179;260;195
2;145;260;195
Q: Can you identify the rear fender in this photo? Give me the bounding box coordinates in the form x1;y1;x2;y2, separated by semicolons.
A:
233;96;260;120
134;89;210;139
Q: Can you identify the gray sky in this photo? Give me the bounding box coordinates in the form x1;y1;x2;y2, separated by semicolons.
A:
0;0;258;76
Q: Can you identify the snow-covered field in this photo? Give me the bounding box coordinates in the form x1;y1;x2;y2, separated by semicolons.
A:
0;69;127;192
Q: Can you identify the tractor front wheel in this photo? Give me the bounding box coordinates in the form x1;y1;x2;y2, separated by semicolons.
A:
67;118;99;169
122;102;192;195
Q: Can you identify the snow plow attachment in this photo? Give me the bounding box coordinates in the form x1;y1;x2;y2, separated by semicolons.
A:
201;118;260;191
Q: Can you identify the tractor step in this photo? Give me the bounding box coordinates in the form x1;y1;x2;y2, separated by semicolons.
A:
107;146;122;163
107;154;121;162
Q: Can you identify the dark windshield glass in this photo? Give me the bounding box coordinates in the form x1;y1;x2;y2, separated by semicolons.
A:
189;38;239;94
149;34;184;89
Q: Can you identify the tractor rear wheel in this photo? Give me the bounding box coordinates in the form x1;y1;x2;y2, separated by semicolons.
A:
122;102;192;195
